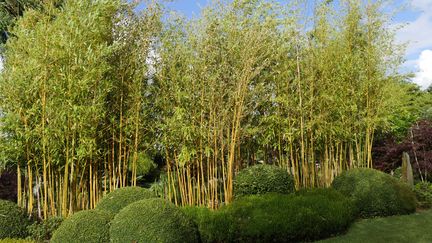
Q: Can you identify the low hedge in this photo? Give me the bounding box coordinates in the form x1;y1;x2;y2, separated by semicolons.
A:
185;189;354;242
110;198;199;243
233;164;295;197
50;210;112;243
95;186;155;214
182;206;234;243
332;168;417;218
0;199;31;239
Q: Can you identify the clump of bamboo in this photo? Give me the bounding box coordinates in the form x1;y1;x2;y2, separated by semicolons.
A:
0;0;161;218
157;0;405;207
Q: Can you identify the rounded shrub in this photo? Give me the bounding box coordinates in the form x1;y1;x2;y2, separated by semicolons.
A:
233;164;295;197
0;199;31;239
332;168;417;218
95;186;155;214
51;209;112;243
225;189;355;242
110;198;199;243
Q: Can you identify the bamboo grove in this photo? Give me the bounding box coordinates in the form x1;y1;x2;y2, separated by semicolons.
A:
0;0;407;216
0;0;161;218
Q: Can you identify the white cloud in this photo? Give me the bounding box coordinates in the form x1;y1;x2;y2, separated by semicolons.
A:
412;0;432;10
396;1;432;89
397;1;432;55
413;49;432;89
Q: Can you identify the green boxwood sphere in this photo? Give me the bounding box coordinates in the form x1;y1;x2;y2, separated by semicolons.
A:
95;186;156;214
0;199;31;239
332;168;417;218
50;209;112;243
110;198;199;243
234;164;295;197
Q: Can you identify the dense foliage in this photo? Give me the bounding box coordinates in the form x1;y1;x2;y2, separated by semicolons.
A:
50;210;112;243
374;120;432;181
0;0;416;213
413;181;432;209
332;168;416;218
27;216;63;242
0;0;161;218
110;198;199;243
182;206;234;243
95;186;156;214
0;0;42;44
228;190;355;242
155;0;406;208
0;199;31;239
185;189;355;242
233;164;295;197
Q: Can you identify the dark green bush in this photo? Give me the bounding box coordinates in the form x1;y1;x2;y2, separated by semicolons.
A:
185;189;354;242
233;164;295;197
27;216;63;242
226;189;355;242
332;168;417;218
110;198;199;243
414;181;432;209
95;186;155;214
50;209;112;243
0;199;31;239
182;206;234;243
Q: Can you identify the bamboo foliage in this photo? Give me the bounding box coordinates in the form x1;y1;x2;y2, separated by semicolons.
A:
0;0;407;213
155;0;289;207
156;0;405;207
0;0;160;218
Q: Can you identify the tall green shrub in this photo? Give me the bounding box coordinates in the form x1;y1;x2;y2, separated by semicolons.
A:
332;168;416;218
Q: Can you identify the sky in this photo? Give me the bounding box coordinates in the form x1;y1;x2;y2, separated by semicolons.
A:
138;0;432;90
397;0;432;89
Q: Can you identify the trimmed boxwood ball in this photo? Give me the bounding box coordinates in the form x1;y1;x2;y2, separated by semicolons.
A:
95;186;155;214
332;168;417;218
234;164;295;197
225;189;355;242
110;198;199;243
50;209;112;243
0;199;31;239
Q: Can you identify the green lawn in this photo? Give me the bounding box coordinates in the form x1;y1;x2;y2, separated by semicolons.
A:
319;210;432;243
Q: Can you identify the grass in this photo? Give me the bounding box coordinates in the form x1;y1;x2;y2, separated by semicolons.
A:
319;210;432;243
